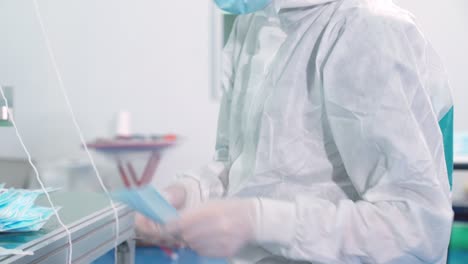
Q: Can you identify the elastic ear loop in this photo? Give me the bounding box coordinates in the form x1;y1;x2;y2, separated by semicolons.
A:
0;86;73;264
31;1;121;263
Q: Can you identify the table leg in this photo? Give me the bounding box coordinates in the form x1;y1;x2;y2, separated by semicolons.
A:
140;152;161;186
126;162;139;186
117;160;132;188
116;239;135;264
116;152;162;188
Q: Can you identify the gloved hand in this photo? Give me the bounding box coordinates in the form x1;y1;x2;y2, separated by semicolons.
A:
135;181;199;246
165;199;258;257
135;213;178;246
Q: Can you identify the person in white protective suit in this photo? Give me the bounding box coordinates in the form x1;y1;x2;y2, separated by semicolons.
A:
137;0;455;263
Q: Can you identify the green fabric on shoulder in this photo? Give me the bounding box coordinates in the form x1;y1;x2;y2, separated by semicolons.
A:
439;107;454;190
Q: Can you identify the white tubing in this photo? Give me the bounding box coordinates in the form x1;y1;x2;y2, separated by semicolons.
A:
0;86;73;264
31;1;121;262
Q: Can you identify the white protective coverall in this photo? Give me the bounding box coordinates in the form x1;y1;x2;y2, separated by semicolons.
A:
174;0;454;263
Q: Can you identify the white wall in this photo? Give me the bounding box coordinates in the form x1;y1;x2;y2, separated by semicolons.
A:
394;0;468;131
0;0;219;188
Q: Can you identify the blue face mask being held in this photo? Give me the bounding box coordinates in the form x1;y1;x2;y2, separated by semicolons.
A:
214;0;272;14
111;186;178;224
111;186;227;264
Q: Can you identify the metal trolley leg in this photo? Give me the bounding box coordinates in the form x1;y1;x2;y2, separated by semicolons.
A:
116;239;135;264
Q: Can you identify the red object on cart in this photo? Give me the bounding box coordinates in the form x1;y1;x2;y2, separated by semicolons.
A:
86;135;178;188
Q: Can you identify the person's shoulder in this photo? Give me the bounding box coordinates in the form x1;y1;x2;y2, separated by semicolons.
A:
335;0;419;36
324;0;427;51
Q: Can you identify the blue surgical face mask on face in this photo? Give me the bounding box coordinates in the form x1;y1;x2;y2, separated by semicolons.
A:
214;0;272;14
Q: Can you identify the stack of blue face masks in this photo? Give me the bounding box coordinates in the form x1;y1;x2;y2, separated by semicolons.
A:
0;246;33;257
0;184;56;233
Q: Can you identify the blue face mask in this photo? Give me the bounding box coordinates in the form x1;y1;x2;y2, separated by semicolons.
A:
0;184;56;233
111;186;227;264
111;186;178;224
0;246;33;256
214;0;272;14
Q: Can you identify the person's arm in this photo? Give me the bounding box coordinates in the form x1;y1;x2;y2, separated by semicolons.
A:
254;13;453;263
